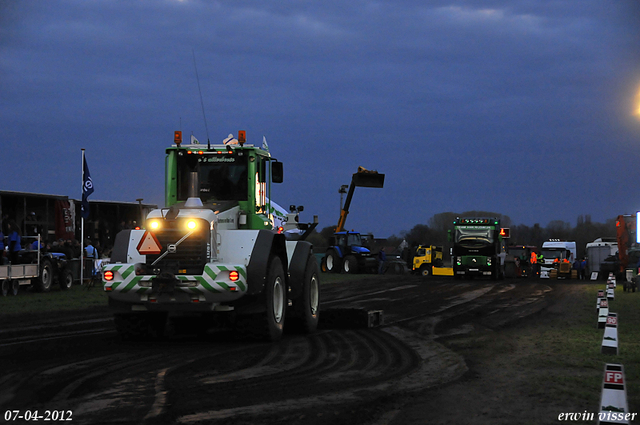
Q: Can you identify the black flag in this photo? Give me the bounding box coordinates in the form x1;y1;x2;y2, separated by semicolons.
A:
82;155;94;219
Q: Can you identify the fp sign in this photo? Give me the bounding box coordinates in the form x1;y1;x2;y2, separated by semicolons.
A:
605;371;624;385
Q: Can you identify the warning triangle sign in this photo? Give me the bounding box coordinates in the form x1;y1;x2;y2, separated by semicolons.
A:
137;231;162;255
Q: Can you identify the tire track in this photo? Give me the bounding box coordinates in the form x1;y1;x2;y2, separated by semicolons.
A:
169;329;421;424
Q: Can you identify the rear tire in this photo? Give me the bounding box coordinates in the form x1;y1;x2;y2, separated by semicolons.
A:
35;259;53;292
59;269;74;290
321;256;328;272
325;250;341;273
289;255;320;334
342;255;358;274
1;279;9;297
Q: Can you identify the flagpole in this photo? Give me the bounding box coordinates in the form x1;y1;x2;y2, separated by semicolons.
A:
81;149;85;286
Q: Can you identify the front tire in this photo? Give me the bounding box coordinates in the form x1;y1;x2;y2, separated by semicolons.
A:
289;255;320;334
263;257;286;340
420;265;431;277
1;279;9;297
235;257;287;341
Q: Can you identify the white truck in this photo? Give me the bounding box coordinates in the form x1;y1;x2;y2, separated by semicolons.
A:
539;240;577;279
103;131;319;341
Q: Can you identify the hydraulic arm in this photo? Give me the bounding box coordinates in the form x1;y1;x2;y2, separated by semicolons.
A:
335;167;385;233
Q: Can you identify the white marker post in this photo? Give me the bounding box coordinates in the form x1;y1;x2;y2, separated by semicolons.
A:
598;299;609;329
597;290;605;310
601;313;618;355
607;283;615;300
598;364;631;425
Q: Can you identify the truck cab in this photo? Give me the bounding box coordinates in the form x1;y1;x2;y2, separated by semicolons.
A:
412;245;443;276
539;240;577;279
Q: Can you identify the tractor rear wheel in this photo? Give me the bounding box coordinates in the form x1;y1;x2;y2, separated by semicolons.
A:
324;249;341;273
59;269;74;290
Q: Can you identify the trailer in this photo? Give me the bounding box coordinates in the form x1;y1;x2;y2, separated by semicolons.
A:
586;238;617;276
0;235;74;296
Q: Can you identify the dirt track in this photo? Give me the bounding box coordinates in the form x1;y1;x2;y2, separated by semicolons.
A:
0;275;569;425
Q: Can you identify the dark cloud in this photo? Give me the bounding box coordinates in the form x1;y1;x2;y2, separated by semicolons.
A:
1;0;640;237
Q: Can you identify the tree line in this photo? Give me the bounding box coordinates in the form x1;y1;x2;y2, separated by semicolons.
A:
307;211;617;259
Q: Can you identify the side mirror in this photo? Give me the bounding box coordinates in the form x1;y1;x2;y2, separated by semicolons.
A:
272;161;283;183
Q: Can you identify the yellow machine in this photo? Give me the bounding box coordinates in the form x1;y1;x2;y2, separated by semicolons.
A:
413;245;444;276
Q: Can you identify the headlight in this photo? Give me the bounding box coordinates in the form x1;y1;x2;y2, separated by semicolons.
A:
487;258;492;266
187;220;197;230
148;220;161;230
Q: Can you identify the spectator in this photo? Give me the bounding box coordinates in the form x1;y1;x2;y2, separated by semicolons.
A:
84;238;99;282
7;221;21;265
0;229;5;265
573;258;581;279
84;239;98;259
498;250;506;276
71;239;81;258
377;247;386;274
63;240;75;259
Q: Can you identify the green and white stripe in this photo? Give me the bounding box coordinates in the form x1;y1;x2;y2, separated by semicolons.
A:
103;263;247;294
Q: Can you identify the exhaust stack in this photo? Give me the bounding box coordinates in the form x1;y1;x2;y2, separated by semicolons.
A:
185;170;203;208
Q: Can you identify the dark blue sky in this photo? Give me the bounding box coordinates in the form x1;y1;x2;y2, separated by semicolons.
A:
2;0;640;238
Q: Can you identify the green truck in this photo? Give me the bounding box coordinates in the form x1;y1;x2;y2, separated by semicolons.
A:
451;217;504;280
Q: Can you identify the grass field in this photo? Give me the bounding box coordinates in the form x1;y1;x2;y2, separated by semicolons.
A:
444;281;640;422
0;284;108;316
536;284;639;408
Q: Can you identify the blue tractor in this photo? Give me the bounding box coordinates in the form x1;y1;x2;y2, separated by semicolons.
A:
323;231;379;274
